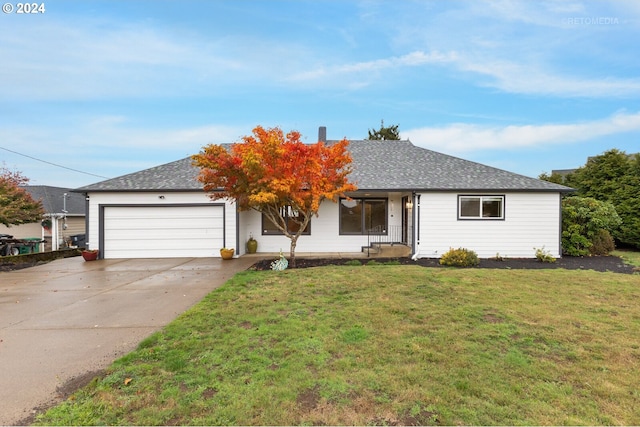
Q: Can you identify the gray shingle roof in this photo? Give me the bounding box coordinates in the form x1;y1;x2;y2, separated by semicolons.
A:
22;186;86;215
74;157;202;192
347;140;572;192
74;140;572;193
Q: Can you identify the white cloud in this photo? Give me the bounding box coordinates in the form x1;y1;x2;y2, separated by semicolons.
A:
404;111;640;152
0;119;246;187
378;1;640;97
287;50;457;84
288;43;640;97
3;2;638;100
481;0;586;27
0;19;305;100
457;56;640;97
80;119;243;150
339;50;457;72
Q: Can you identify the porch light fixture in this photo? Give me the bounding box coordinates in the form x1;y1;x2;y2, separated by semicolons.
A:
406;200;413;209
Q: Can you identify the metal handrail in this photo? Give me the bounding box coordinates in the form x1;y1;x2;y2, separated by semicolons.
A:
366;225;407;256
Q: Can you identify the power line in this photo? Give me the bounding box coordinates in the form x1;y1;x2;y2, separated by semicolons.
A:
0;145;111;179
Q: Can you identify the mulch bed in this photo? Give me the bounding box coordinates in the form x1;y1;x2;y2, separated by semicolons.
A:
2;255;637;274
251;255;639;274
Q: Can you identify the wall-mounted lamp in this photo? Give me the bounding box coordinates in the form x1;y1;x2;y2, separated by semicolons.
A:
406;200;413;209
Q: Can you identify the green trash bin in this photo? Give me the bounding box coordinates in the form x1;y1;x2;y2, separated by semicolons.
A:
21;238;42;253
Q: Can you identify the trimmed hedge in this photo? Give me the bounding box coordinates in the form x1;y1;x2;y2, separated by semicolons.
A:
0;248;81;265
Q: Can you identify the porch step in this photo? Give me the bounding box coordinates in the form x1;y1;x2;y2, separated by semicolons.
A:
364;244;411;258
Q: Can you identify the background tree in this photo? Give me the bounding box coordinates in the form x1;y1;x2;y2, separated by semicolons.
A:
618;154;640;248
569;149;639;248
192;126;357;267
540;149;640;249
568;149;631;199
0;166;45;227
367;120;401;140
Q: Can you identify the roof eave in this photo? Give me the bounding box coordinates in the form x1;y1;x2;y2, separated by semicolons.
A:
351;187;575;193
72;188;209;193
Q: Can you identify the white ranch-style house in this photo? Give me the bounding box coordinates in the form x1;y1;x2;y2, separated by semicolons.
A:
74;128;572;260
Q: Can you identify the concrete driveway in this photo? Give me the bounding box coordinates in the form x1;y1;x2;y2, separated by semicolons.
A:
0;255;254;425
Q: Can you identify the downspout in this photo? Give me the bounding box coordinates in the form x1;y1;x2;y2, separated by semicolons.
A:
236;204;240;256
41;215;45;253
411;193;420;260
51;215;59;251
83;194;89;249
558;192;563;258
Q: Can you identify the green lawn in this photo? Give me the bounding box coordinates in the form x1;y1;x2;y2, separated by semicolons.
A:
36;264;640;425
613;249;640;268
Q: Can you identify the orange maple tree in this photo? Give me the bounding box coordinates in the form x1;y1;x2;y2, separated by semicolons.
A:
192;126;357;266
0;166;44;227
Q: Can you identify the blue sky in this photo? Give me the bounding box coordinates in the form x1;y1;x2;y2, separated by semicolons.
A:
1;0;639;188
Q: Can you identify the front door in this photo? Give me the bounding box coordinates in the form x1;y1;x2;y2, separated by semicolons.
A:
401;196;409;244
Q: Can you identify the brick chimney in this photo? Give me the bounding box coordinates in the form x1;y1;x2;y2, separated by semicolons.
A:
318;126;327;143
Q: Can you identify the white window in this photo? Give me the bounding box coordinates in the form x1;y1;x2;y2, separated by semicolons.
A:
458;195;504;219
262;206;311;235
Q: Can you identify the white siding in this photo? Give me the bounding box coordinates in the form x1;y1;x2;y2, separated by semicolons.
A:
60;217;85;241
86;191;562;259
238;193;406;254
414;192;562;259
86;192;237;258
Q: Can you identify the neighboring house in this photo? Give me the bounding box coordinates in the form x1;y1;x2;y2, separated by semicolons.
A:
0;186;87;251
550;169;577;177
74;128;572;260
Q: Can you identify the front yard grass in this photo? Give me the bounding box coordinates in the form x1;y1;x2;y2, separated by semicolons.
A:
36;265;640;425
613;249;640;268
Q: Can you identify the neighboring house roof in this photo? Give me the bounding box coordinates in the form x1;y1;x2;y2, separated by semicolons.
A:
74;140;572;193
551;169;576;176
22;185;86;215
552;152;639;176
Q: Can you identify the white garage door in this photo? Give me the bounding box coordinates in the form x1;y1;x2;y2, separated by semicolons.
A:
103;205;225;259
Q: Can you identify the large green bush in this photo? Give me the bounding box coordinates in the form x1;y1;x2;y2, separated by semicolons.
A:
561;196;621;256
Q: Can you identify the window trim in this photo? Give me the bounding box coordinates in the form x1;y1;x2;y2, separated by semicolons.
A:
261;206;311;235
339;197;388;235
457;195;505;220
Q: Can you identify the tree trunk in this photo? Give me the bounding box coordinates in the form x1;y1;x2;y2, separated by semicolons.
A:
289;236;298;268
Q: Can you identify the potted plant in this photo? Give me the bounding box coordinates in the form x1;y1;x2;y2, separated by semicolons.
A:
41;218;52;231
81;249;99;261
220;247;234;260
246;234;258;254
